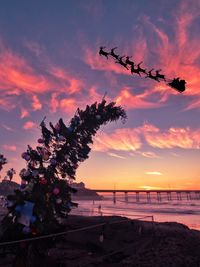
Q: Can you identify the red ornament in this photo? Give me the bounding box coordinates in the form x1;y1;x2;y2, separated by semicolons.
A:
40;178;47;185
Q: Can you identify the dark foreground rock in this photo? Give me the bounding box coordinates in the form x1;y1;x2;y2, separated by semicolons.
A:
0;215;200;266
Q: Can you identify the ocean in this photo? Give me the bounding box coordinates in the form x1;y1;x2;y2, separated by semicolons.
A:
71;192;200;230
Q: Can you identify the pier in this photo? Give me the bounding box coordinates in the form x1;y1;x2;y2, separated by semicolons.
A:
93;190;200;204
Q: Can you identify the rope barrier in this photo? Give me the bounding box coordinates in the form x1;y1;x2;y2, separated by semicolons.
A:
0;218;130;247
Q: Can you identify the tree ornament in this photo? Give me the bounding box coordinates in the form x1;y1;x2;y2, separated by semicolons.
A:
22;226;31;234
24;170;30;177
32;170;39;177
53;187;60;195
58;135;66;142
56;198;62;204
20;179;27;189
21;152;30;161
30;216;36;224
15;205;23;213
40;178;47;185
17;201;34;227
96;115;101;120
50;158;57;165
37;138;44;144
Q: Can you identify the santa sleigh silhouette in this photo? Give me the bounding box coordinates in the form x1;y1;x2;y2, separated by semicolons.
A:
99;46;186;94
167;78;186;93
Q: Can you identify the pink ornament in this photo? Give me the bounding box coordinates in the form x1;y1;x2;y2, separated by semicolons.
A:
53;187;60;195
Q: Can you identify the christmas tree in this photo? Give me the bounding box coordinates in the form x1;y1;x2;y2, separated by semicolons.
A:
1;99;126;239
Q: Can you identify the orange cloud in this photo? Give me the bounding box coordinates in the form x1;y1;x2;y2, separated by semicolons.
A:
93;122;200;152
107;152;126;159
93;128;142;152
145;171;163;176
2;145;17;151
32;95;42;111
23;121;36;130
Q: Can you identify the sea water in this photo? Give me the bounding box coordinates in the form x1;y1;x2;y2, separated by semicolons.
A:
71;192;200;230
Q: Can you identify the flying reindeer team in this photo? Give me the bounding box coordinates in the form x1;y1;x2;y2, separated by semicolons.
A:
99;46;186;92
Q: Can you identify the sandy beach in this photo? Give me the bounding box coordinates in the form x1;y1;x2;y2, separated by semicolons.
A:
1;215;200;266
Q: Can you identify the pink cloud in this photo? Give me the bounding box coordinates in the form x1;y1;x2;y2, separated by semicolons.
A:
2;145;17;151
1;124;14;132
142;124;200;149
0;47;52;94
0;96;16;111
0;43;85;113
24;41;44;57
49;67;84;94
32;95;42;111
20;107;29;118
50;93;59;113
23;121;36;130
60;98;77;114
84;48;129;75
115;87;162;109
139;151;160;158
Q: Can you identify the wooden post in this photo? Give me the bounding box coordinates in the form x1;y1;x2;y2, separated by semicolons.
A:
147;192;151;203
136;192;139;202
167;192;172;201
157;192;161;202
125;192;128;202
113;191;116;204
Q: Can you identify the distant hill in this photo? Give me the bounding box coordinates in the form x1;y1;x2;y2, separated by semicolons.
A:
71;182;102;200
0;180;19;196
0;180;101;200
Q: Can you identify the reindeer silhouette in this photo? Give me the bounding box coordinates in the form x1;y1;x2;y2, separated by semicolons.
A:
116;56;129;70
155;69;166;81
146;69;160;82
99;46;109;59
130;63;141;76
110;47;119;60
125;56;134;66
137;61;147;75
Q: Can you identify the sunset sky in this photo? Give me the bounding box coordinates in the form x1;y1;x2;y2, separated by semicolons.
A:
0;0;200;190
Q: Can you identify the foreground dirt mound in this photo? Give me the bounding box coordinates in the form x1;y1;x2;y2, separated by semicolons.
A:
1;215;200;266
